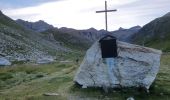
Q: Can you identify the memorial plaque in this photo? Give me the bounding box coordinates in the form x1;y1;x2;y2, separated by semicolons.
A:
99;35;118;58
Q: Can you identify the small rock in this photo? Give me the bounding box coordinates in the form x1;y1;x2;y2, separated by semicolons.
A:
160;92;164;96
102;86;108;93
127;97;135;100
37;57;54;64
60;60;72;63
155;85;158;88
82;85;87;89
0;57;11;66
43;93;59;96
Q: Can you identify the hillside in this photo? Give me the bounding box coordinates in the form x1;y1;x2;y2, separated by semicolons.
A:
132;12;170;52
42;28;92;51
0;11;67;64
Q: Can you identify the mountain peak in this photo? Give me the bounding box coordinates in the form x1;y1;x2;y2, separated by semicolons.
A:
38;20;44;22
16;19;54;32
119;27;125;30
0;10;5;16
36;20;46;24
87;27;97;32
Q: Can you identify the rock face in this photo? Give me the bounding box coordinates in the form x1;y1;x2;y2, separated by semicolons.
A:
74;41;162;89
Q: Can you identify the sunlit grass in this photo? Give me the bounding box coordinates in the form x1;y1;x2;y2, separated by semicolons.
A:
0;54;170;100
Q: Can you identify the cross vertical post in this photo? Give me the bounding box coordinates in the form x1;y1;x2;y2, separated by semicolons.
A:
105;1;108;31
96;1;117;31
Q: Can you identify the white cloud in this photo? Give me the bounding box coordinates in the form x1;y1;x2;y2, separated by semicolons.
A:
3;0;170;31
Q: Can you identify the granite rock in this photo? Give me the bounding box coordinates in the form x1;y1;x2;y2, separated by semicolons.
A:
74;41;162;89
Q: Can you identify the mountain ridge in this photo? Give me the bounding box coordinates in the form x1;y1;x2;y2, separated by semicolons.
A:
132;12;170;51
15;19;141;42
16;19;54;32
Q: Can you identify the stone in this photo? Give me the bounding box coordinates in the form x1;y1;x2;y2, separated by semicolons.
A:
74;41;162;89
82;85;87;89
160;92;164;96
37;57;54;64
0;57;11;66
127;97;135;100
43;93;59;96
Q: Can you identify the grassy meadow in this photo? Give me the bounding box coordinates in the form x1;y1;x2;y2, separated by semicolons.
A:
0;53;170;100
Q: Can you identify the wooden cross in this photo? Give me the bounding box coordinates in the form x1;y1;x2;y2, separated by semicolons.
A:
96;1;117;31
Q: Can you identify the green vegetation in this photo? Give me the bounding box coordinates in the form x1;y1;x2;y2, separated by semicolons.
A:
133;15;170;52
0;62;76;100
146;39;170;52
0;53;170;100
135;32;170;52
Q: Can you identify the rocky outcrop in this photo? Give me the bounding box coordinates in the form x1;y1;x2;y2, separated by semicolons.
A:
74;41;162;89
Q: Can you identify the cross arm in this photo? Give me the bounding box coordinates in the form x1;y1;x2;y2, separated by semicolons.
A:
96;9;117;13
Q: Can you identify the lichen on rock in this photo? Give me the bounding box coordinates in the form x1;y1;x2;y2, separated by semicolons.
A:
74;41;162;89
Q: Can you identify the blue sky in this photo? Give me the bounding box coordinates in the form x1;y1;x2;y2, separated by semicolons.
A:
1;0;170;31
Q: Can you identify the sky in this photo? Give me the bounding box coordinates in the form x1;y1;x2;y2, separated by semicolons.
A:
1;0;170;31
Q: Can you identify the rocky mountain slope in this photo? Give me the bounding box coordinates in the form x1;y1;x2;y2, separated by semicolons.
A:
16;19;140;43
112;26;141;42
42;28;92;50
57;27;107;42
57;26;140;43
0;11;142;65
132;12;170;51
16;19;54;32
57;25;141;42
0;11;67;65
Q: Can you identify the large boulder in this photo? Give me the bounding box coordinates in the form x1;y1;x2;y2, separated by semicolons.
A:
74;41;162;89
0;57;11;66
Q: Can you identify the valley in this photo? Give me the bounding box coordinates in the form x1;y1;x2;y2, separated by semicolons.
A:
0;10;170;100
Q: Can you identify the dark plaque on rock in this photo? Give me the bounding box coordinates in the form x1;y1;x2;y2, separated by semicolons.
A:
99;35;118;58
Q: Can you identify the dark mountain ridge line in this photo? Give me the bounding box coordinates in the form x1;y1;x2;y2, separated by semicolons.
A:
16;18;141;43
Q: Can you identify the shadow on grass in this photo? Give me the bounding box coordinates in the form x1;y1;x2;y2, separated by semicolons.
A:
69;82;170;100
